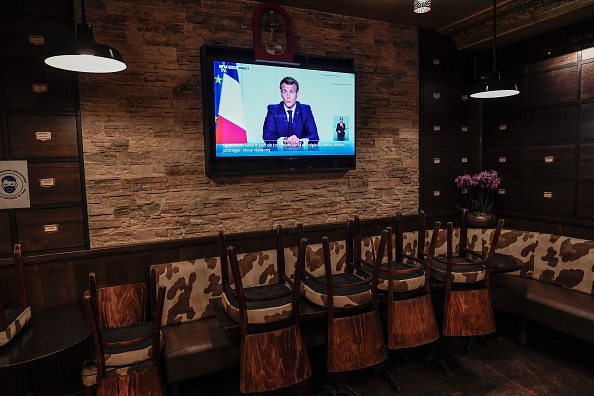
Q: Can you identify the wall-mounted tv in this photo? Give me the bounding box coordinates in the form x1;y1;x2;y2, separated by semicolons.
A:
201;45;356;177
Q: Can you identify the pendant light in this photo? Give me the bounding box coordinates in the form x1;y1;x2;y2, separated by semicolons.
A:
470;0;519;99
414;1;431;14
45;0;126;73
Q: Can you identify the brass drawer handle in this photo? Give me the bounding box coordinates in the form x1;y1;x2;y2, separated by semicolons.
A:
28;35;45;45
544;192;553;199
433;158;441;164
35;131;52;141
44;224;59;233
499;157;507;163
433;191;440;197
544;156;554;163
498;189;506;195
39;178;55;188
32;84;48;93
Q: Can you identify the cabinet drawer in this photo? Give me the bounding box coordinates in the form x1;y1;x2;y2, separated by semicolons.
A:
27;162;82;205
422;178;453;213
450;84;473;114
579;143;594;179
483;113;524;145
523;181;575;216
423;149;451;178
527;66;578;107
525;105;577;143
483;147;523;178
15;207;86;252
450;148;478;175
3;66;76;112
421;115;450;146
0;212;14;256
494;179;523;212
7;115;78;158
422;82;450;113
0;18;71;65
524;145;575;178
451;116;477;147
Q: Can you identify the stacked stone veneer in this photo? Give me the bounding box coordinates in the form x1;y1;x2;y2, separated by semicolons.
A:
79;0;419;248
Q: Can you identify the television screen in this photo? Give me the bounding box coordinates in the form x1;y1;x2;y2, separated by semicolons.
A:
201;45;356;177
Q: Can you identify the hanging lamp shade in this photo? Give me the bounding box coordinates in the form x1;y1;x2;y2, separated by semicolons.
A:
414;0;431;14
44;0;126;73
470;0;519;99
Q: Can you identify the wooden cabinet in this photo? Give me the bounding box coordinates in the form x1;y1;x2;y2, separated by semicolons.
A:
482;45;593;222
0;1;88;255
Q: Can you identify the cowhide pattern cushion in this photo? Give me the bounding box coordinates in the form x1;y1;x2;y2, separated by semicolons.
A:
0;306;31;347
432;228;594;296
152;249;279;327
284;240;347;279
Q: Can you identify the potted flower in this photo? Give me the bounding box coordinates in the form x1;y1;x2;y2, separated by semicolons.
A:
454;170;501;227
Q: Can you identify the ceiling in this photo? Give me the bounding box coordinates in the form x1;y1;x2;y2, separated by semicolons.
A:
259;0;594;51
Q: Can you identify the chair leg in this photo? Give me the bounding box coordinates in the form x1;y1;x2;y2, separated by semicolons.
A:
317;372;366;396
373;362;402;392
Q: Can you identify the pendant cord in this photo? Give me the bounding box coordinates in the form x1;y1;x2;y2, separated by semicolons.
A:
492;0;497;73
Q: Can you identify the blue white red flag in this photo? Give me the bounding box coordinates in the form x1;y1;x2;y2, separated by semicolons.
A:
214;62;248;144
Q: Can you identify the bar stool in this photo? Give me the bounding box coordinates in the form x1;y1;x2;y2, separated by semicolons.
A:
224;235;312;393
430;219;505;337
299;227;389;396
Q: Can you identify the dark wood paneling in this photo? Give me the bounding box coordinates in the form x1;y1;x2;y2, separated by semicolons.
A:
527;52;577;73
15;207;86;252
523;181;575;216
525;105;578;143
577;183;594;217
579;143;594;179
524;144;575;178
580;103;594;140
7;115;78;158
27;162;82;205
577;182;594;218
483;147;523;178
527;67;578;107
483;112;524;145
419;48;452;81
0;212;13;255
581;61;594;101
422;82;450;113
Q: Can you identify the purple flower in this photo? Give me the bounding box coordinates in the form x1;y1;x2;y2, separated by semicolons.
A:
454;170;501;215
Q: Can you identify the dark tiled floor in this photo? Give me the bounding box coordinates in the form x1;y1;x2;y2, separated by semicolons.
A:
177;317;594;395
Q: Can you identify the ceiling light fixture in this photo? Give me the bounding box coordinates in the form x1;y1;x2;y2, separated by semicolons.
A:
414;0;431;14
470;0;519;99
44;0;126;73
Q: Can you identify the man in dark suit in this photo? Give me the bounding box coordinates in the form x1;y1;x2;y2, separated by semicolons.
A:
262;76;319;146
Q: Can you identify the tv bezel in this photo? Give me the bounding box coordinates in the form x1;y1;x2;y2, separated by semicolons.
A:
200;45;356;178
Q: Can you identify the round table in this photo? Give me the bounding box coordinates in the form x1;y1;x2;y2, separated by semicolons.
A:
0;307;90;395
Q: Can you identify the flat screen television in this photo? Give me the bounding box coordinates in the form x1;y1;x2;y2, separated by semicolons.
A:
201;45;356;177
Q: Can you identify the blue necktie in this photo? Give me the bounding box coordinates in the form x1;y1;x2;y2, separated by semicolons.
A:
287;110;293;134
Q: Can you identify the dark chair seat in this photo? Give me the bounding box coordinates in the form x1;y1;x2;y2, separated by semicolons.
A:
222;283;293;324
430;259;486;283
302;273;371;308
99;322;164;367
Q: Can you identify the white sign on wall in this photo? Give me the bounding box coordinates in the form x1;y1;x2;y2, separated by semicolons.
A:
0;161;30;209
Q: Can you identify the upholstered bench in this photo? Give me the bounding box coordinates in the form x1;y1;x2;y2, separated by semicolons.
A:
426;227;594;346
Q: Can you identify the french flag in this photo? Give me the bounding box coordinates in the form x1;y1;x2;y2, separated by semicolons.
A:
214;62;248;144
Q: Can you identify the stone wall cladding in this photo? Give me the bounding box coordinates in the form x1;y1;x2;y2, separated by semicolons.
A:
80;0;419;248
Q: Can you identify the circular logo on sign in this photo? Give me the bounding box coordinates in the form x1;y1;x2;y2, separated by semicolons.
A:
0;170;27;199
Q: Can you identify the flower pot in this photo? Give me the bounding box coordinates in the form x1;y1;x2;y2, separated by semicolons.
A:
467;214;496;228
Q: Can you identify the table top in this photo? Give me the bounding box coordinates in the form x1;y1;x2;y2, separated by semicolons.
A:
0;307;90;368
